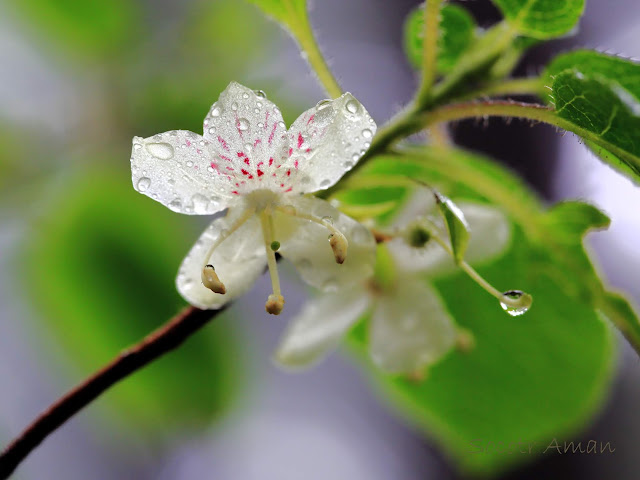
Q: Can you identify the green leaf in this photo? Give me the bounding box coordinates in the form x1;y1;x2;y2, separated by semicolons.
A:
491;0;585;39
20;165;242;435
543;50;640;180
246;0;307;32
6;0;140;60
542;201;610;239
404;3;476;74
434;192;470;264
598;292;640;354
351;227;614;474
547;56;640;180
345;147;620;473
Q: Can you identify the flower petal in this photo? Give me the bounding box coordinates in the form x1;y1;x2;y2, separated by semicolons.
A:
370;279;456;374
274;288;371;369
284;92;377;193
203;82;294;194
176;207;266;309
275;195;376;291
391;191;511;274
131;130;234;215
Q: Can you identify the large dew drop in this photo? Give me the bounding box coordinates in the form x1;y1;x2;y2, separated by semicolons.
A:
345;100;359;114
237;118;250;131
137;177;151;192
500;290;532;317
146;142;174;160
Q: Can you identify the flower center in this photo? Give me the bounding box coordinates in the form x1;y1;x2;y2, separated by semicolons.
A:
199;194;351;316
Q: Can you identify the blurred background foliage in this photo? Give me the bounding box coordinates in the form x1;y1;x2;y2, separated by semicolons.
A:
1;0;304;445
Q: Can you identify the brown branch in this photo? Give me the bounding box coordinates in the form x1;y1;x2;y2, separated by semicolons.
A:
0;304;225;479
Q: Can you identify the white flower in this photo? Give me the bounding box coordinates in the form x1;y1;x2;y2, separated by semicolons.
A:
275;189;511;373
130;82;377;313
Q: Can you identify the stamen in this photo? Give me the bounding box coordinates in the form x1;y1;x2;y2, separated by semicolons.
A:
403;218;532;312
201;265;226;294
260;210;285;315
200;207;255;294
277;206;349;264
265;293;285;315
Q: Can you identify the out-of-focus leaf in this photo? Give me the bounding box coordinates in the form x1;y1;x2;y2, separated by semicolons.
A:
542;201;610;240
246;0;307;32
21;165;241;435
404;3;476;73
599;292;640;355
351;226;613;474
492;0;585;39
343;147;621;474
434;192;470;264
6;0;140;60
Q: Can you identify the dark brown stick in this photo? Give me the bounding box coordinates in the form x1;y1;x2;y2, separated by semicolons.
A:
0;305;225;479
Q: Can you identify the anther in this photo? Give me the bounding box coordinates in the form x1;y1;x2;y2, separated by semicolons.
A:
405;224;431;248
201;264;226;294
265;294;285;315
328;231;348;264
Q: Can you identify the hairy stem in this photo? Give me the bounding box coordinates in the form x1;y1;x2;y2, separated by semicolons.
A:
416;0;443;103
291;9;342;98
0;305;226;479
455;77;543;102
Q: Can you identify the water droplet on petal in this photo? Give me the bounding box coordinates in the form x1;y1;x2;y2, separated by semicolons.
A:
244;143;253;152
237;118;250;131
362;128;372;139
322;277;338;291
192;193;210;212
316;99;332;110
169;198;182;211
343;160;354;168
133;143;142;151
146;142;174;160
242;92;249;99
254;89;267;98
345;100;359;114
297;258;312;272
320;179;331;188
278;121;285;129
208;126;217;134
186;160;194;167
231;102;238;111
500;290;532;316
137;177;151;191
211;105;221;117
321;215;334;225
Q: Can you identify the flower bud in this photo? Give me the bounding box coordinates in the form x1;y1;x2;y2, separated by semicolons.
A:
201;264;226;294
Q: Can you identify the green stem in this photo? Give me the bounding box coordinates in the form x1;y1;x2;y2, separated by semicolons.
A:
429;22;519;105
416;0;443;103
426;223;524;308
291;10;342;98
455;77;543;102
